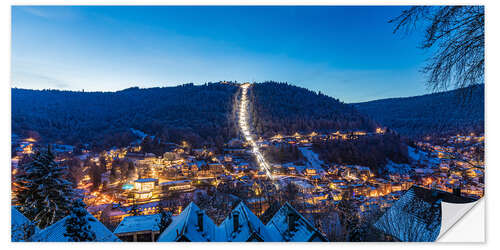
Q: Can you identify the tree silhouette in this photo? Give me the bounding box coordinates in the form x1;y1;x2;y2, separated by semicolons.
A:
390;6;484;95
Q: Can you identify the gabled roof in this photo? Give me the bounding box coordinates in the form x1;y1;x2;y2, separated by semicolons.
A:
266;202;327;242
373;185;476;242
217;202;274;242
30;211;120;242
157;202;218;242
11;206;40;242
114;214;161;235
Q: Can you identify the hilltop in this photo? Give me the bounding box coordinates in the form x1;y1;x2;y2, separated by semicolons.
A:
354;85;484;138
248;81;378;138
12;83;239;150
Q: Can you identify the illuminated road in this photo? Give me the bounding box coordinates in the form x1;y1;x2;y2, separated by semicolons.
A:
238;84;274;180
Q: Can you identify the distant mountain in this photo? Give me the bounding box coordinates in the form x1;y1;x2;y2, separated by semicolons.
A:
249;82;377;137
354;85;484;138
12;83;239;150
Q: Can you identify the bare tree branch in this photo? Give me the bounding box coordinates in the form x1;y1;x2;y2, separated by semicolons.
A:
390;6;484;95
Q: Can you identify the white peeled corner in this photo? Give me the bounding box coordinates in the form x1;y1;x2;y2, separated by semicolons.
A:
437;198;484;242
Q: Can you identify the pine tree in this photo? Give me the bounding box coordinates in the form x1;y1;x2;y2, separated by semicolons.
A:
64;199;96;242
336;192;361;241
15;147;74;229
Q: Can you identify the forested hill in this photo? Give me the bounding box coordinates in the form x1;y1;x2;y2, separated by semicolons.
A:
249;82;377;137
354;85;484;138
12;83;239;150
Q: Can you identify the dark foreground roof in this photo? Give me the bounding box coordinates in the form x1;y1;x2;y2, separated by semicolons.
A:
374;185;477;242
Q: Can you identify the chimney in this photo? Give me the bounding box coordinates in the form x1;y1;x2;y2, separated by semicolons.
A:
197;211;204;232
287;212;296;232
233;211;240;233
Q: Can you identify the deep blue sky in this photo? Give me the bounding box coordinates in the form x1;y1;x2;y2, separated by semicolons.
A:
12;6;430;103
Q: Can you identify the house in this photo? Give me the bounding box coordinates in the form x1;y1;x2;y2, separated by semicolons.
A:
266;202;327;242
153;201;327;242
304;168;317;176
30;210;120;242
114;213;164;241
11;206;39;242
373;185;476;242
157;202;218;242
217;201;274;242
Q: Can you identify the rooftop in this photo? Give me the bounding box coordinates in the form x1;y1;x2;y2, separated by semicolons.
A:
114;214;162;235
134;178;158;183
31;210;120;242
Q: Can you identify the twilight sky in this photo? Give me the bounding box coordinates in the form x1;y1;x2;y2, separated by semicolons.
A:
12;6;430;103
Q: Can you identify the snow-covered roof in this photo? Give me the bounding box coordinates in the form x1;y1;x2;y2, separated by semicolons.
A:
291;180;314;189
157;202;218;242
374;185;475;242
11;207;39;242
114;214;161;235
414;168;435;174
161;180;192;186
30;211;120;242
134;178;158;183
266;202;327;242
218;202;274;242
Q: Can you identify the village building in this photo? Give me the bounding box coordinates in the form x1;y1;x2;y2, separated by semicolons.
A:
218;201;274;242
133;178;158;201
374;185;476;242
114;213;164;242
161;180;195;193
157;202;218;242
266;202;327;242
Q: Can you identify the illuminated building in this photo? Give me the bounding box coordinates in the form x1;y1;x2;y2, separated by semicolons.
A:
133;178;158;201
160;180;194;193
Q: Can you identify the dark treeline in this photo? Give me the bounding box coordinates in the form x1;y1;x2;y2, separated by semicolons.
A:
312;133;410;175
354;85;484;138
12;83;239;150
261;144;304;164
249;82;377;138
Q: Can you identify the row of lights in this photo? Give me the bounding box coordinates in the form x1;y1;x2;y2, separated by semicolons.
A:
238;84;274;180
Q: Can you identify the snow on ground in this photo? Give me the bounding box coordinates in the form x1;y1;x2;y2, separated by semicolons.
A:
298;147;325;173
408;146;441;166
130;128;147;139
385;160;411;175
130;128;149;145
282;162;307;173
408;146;424;161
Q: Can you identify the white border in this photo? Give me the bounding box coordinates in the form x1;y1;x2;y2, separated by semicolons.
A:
2;0;497;249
